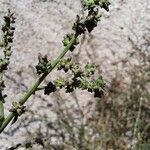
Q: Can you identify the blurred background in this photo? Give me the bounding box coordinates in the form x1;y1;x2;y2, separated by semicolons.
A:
0;0;149;149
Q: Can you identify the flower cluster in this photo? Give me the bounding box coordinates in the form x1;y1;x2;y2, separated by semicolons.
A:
84;0;110;11
62;34;79;51
44;58;105;98
35;53;49;75
0;9;15;72
0;10;16;124
99;0;110;11
9;101;26;124
72;0;110;35
73;7;100;34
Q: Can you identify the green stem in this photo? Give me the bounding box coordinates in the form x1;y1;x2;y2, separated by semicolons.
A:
0;100;4;126
0;34;76;133
0;74;5;126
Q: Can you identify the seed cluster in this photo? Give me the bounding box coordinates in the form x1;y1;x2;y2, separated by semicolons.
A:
0;10;16;125
0;10;15;102
44;58;105;98
36;53;49;75
0;9;16;72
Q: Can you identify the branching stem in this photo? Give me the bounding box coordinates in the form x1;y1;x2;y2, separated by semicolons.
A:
0;34;76;133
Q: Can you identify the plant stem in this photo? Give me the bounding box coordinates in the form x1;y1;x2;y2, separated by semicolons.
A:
0;34;77;133
131;98;143;149
133;98;142;138
0;100;4;126
0;74;5;126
